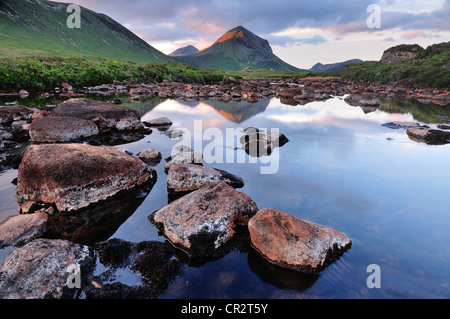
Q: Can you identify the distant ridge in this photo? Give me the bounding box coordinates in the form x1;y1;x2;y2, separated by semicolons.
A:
309;59;364;73
0;0;173;63
174;26;302;72
169;45;199;57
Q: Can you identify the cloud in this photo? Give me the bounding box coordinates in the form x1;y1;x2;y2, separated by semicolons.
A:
50;0;450;44
402;29;426;39
383;36;396;42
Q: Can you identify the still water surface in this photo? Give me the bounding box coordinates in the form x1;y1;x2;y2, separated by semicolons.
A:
1;96;449;299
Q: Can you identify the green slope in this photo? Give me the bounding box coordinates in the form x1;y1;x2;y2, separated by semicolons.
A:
325;42;450;89
0;0;173;64
175;26;302;72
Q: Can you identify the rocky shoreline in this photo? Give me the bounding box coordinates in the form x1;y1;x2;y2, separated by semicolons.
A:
0;76;449;299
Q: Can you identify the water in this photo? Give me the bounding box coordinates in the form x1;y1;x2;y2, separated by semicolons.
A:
1;95;450;299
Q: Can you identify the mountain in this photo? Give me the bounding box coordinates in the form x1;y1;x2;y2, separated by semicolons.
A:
309;59;364;73
0;0;173;63
174;26;301;72
169;45;199;57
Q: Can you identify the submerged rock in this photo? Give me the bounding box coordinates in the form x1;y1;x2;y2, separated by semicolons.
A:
382;121;421;129
84;239;181;299
166;163;244;194
0;239;95;299
151;181;258;257
248;208;352;273
14;143;155;213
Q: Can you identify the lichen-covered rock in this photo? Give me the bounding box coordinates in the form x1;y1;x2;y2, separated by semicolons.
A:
29;116;99;143
137;148;162;166
166;163;244;194
51;98;143;133
0;213;48;248
0;239;95;299
164;151;203;172
14;143;155;213
248;208;352;273
151;181;258;257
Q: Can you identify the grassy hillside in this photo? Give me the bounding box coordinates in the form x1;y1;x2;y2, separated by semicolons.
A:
175;26;302;72
0;0;173;64
0;57;225;91
324;42;450;89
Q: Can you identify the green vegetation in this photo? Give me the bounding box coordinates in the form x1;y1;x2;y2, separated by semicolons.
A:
0;57;225;92
324;42;450;89
0;0;172;64
226;68;311;80
379;97;450;124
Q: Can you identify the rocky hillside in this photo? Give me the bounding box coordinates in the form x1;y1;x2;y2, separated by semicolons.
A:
324;42;450;88
0;0;173;63
174;26;301;72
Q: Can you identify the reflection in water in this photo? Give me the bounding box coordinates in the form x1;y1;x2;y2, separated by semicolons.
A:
45;178;157;246
247;248;320;292
202;99;270;124
1;95;450;299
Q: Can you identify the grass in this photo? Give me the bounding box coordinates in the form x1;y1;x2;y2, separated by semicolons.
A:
0;56;225;92
226;68;312;80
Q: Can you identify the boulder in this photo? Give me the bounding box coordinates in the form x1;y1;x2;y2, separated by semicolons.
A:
150;181;258;257
0;105;34;125
14;143;155;213
51;98;143;133
406;127;450;145
0;239;95;299
164;151;203;172
248;208;352;273
166;163;244;194
29;116;99;143
0;213;48;248
241;128;289;157
137;148;162;166
143;117;173;128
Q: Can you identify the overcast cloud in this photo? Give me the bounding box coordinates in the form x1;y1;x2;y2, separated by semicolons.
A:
50;0;450;68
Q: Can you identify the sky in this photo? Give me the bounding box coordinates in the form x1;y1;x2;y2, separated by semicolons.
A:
50;0;450;69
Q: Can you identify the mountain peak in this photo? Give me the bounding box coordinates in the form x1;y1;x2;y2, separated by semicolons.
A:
169;45;199;57
214;26;248;44
173;25;301;72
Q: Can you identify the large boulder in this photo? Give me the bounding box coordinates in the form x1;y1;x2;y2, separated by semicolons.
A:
14;143;155;213
51;98;144;133
151;181;258;257
0;239;95;299
29;116;99;143
248;208;352;273
166;163;244;194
